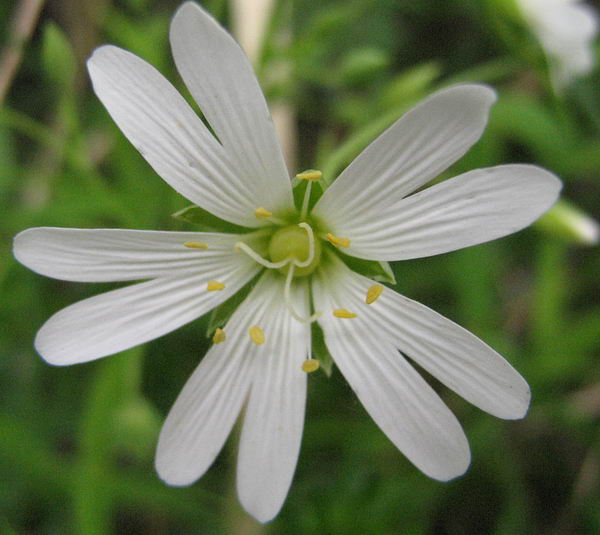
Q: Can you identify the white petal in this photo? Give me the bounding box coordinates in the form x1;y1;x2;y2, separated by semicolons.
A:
313;262;470;481
87;45;265;228
323;257;530;419
326;164;561;261
155;272;286;486
13;227;246;282
237;276;309;523
170;2;294;216
35;255;259;365
313;84;496;223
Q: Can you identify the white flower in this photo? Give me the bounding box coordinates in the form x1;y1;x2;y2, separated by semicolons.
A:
517;0;598;88
13;1;562;524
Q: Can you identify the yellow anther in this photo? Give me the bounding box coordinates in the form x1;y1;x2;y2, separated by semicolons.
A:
296;169;322;181
207;280;225;291
333;308;357;319
249;325;265;345
326;233;350;248
366;284;384;305
301;359;320;373
212;328;226;344
183;241;208;249
255;207;273;218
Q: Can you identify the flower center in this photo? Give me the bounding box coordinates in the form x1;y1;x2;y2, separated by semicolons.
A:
268;224;322;277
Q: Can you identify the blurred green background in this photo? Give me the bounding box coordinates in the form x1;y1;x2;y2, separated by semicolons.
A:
1;0;599;533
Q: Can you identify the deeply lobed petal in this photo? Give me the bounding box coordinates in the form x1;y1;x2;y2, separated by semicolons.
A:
313;261;471;480
319;256;531;420
170;2;295;218
322;164;561;261
156;271;308;517
87;45;273;228
13;227;247;282
313;84;497;224
34;252;260;365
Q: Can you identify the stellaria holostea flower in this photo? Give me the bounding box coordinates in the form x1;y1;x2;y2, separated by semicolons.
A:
517;0;598;88
13;1;562;523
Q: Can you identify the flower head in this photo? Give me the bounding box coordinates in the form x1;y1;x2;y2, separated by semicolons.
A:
13;1;561;523
517;0;598;89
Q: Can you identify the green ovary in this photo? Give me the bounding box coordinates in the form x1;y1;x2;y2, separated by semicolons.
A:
268;225;322;277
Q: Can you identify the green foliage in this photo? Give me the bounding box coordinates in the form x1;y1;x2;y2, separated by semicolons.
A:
41;23;77;89
1;0;599;534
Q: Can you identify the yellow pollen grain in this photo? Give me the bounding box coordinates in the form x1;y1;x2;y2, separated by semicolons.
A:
212;328;226;344
326;233;350;248
249;325;265;345
207;280;225;291
255;207;273;218
301;359;320;373
333;308;357;319
296;169;322;181
366;284;384;304
183;241;208;249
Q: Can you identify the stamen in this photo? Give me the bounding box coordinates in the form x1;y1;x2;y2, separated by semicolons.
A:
297;170;321;219
184;241;208;249
300;181;313;220
333;308;357;318
254;206;273;218
301;359;320;373
293;223;316;268
366;284;383;304
326;233;350;248
207;280;225;291
249;325;265;345
296;169;322;181
235;241;291;269
212;328;226;344
284;263;322;324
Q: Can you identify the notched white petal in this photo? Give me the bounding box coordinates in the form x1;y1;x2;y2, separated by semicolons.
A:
319;257;531;420
155;272;301;491
334;164;562;261
312;264;471;481
87;44;264;227
170;2;294;217
34;255;259;366
313;84;497;228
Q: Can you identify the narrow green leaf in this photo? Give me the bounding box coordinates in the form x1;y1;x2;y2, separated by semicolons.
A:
41;22;76;89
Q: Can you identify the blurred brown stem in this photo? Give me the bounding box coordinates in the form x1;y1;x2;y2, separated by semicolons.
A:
0;0;46;105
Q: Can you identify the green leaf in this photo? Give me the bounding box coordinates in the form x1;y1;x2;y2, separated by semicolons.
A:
380;62;441;110
172;205;249;233
337;250;396;284
312;322;334;377
41;22;76;89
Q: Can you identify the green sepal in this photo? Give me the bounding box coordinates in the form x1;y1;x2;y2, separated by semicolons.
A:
205;275;260;337
311;322;334;377
336;250;396;285
172;205;249;233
